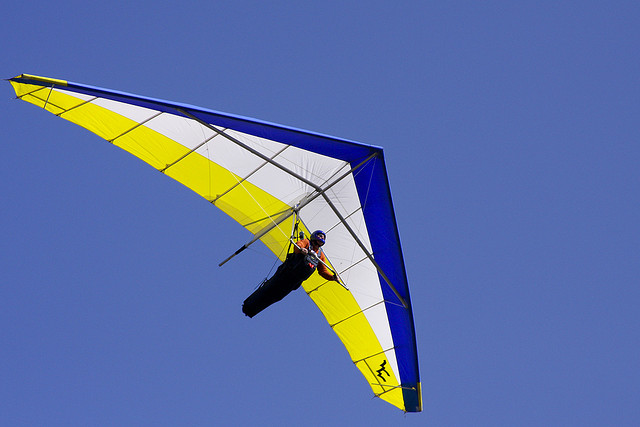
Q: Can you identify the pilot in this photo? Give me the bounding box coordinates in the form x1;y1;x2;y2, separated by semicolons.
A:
242;230;338;317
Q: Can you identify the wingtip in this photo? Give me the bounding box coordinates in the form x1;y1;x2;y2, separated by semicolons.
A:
9;74;68;86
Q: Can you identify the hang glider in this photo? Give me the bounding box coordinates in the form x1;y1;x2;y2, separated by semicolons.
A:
8;74;422;412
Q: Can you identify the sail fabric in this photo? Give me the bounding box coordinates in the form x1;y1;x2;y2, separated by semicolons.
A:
9;74;422;412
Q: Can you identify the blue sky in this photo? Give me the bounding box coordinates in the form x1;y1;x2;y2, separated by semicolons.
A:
2;1;639;425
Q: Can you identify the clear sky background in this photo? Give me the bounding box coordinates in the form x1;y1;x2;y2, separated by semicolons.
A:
2;1;638;426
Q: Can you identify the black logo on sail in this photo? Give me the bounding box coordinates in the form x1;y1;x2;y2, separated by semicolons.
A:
376;360;390;382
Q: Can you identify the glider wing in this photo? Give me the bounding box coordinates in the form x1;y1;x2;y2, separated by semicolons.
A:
9;74;421;412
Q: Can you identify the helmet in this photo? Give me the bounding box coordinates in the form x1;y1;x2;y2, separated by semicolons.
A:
310;230;326;246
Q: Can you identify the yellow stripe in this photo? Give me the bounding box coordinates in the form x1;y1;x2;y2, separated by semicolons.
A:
61;91;296;251
13;81;297;254
303;277;405;410
10;82;76;115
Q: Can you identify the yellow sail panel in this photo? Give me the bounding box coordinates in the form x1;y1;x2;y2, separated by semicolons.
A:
355;356;405;410
332;313;388;363
305;278;407;410
10;82;78;115
304;279;360;325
